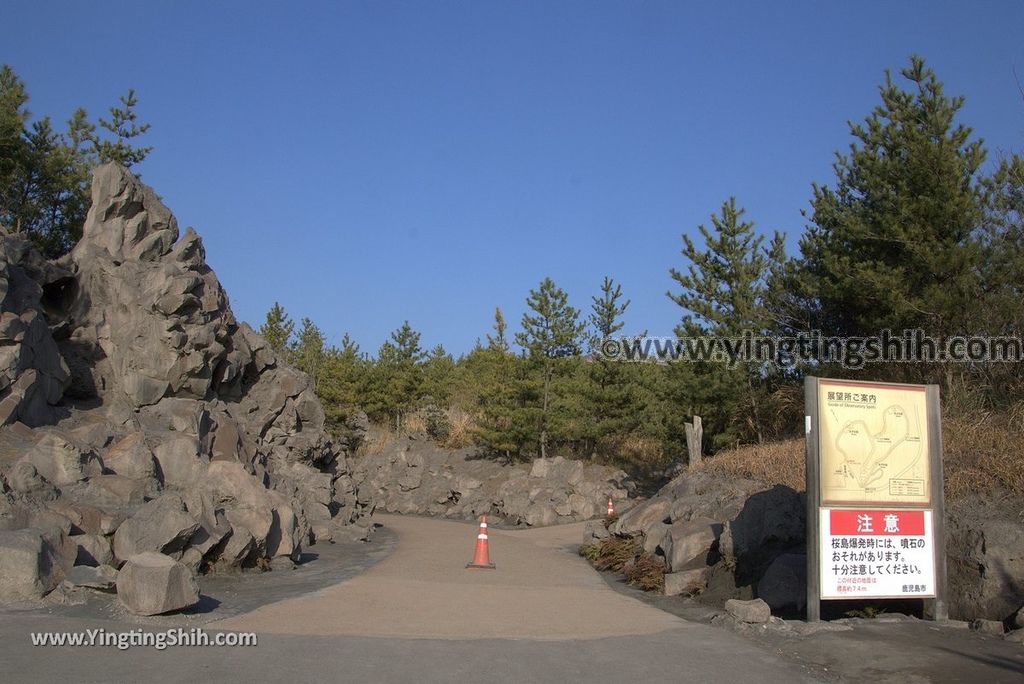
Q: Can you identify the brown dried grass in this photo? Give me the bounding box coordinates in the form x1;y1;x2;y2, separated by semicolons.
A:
691;404;1024;503
694;438;806;491
442;407;475;449
622;553;666;592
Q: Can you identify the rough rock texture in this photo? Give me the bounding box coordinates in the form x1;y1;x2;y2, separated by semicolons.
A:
756;553;807;614
946;499;1024;623
601;463;1024;623
0;528;65;600
354;437;633;525
0;164;373;605
724;598;772;624
608;471;800;586
663;568;707;596
116;552;198;615
66;564;117;590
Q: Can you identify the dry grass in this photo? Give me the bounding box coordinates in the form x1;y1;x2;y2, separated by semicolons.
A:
622;553;666;592
607;435;670;474
442;407;475;449
583;536;640;572
943;405;1024;502
358;424;399;457
694;438;806;491
579;537;664;592
691;405;1024;504
402;412;427;435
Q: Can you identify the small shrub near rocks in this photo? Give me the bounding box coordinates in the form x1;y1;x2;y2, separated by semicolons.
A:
423;405;451;442
578;536;640;573
623;553;666;592
579;536;665;592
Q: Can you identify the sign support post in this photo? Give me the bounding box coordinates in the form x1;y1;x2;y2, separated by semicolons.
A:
805;376;821;622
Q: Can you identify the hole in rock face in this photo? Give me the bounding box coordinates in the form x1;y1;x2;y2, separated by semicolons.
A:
41;276;78;320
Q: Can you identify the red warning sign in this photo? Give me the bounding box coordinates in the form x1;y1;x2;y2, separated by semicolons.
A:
820;508;935;599
829;510;925;536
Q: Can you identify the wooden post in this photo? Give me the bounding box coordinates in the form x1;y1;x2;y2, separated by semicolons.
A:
925;384;949;621
685;415;703;467
805;377;821;622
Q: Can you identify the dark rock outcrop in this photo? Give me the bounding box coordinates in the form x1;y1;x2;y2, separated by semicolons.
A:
0;164;373;606
355;436;633;526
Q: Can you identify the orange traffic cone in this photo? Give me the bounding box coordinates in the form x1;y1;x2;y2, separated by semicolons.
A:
466;515;496;569
607;496;615;518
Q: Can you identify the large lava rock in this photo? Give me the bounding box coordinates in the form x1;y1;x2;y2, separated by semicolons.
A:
354;437;633;526
116;552;199;615
0;164;373;605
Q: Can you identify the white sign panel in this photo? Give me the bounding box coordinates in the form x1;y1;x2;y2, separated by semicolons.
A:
820;508;935;599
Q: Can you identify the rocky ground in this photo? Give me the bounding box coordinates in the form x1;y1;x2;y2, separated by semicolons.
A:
354;435;635;526
586;465;1024;629
2;513;1020;683
0;164;373;617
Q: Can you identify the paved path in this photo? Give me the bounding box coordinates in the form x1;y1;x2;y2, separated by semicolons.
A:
211;514;685;639
1;515;817;682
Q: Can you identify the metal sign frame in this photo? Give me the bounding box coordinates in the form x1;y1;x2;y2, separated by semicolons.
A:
805;376;947;622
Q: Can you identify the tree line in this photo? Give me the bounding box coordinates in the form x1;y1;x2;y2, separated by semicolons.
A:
0;65;151;257
3;59;1021;472
265;57;1024;472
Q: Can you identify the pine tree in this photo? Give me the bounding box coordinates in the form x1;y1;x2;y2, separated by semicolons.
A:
515;277;585;458
291;317;326;389
259;302;295;354
583;277;636;459
0;65;152;257
422;343;455;406
319;333;368;432
486;307;509;352
89;88;152;168
368;321;426;430
668;198;784;447
793;56;986;349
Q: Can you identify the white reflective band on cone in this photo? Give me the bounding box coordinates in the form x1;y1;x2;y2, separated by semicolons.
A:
478;534;487;540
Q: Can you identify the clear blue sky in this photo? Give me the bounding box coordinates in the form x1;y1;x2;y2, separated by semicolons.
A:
5;1;1023;355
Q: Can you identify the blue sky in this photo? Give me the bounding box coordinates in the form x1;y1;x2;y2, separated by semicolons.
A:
4;1;1023;355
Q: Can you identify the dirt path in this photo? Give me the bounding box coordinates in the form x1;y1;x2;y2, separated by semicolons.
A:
210;514;685;640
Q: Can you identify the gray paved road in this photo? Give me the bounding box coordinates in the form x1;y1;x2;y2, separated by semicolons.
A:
0;514;818;683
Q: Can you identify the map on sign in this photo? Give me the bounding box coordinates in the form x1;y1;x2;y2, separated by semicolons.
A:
818;381;930;505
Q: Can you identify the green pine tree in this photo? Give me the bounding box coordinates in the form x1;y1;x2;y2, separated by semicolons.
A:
668;198;784;447
291;317;326;389
0;65;152;257
515;277;586;458
259;302;295;354
792;56;987;356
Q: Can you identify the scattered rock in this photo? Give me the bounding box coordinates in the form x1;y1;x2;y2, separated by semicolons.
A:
725;598;772;624
112;494;200;562
970;619;1005;636
356;440;631;526
663;568;707;596
72;534;113;567
664;517;720;571
757;553;807;613
0;528;64;601
66;564;117;590
789;621;854;636
102;432;158;480
583;520;610;544
116;552;199;616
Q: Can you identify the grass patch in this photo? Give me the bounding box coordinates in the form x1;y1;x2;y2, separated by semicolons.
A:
579;536;665;592
622;553;666;592
689;404;1024;504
